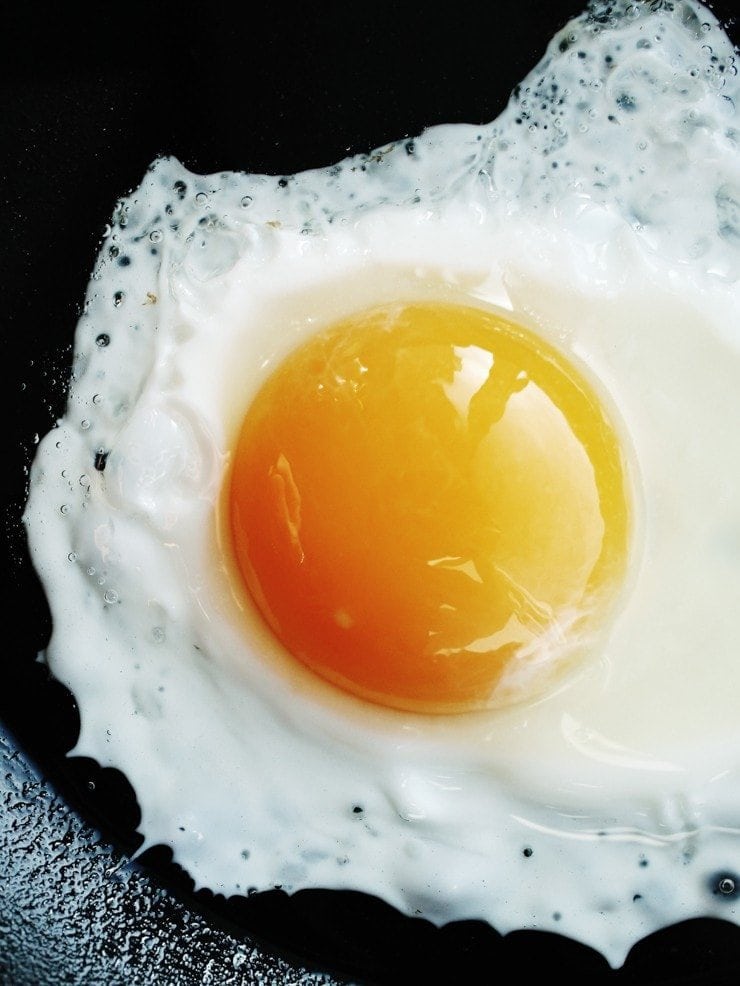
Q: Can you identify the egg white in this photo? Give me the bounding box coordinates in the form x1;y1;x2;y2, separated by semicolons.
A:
24;0;740;966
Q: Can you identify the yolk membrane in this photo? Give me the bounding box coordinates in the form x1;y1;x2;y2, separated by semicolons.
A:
227;302;630;713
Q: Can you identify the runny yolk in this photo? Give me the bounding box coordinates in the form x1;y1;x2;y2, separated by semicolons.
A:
227;302;630;713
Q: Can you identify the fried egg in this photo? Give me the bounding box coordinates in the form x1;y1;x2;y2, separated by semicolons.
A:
23;0;739;968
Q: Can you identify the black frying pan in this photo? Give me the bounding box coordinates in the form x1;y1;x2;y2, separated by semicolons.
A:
3;3;739;983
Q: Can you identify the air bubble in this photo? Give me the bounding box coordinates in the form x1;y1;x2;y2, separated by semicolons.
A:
240;195;253;208
149;229;163;243
95;333;110;348
113;291;124;307
195;192;209;206
104;589;118;604
87;566;96;577
81;419;91;430
719;877;736;895
92;394;102;405
79;474;90;488
67;552;77;563
60;504;70;516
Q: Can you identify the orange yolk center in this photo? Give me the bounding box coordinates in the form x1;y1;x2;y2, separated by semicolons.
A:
227;302;630;713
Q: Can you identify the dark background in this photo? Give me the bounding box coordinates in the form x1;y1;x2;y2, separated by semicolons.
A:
3;3;739;984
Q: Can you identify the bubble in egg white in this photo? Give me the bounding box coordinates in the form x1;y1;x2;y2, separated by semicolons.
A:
24;0;739;968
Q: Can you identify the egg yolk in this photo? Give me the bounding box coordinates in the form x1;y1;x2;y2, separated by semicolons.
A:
227;302;630;713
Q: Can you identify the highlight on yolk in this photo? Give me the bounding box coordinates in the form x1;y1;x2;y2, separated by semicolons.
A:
227;302;630;713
